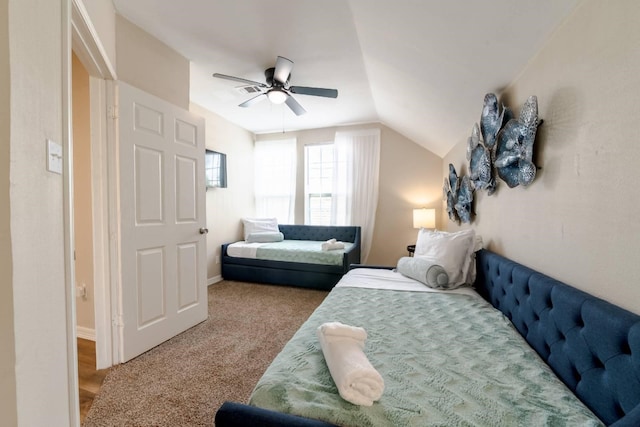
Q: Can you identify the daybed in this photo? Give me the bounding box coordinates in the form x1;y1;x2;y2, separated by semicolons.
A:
215;248;640;427
221;224;361;290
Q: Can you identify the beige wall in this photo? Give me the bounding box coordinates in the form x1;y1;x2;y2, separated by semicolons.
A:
369;125;443;265
72;52;95;331
116;14;189;109
443;0;640;315
79;0;117;70
190;103;256;281
257;123;442;265
0;0;17;424
6;0;71;425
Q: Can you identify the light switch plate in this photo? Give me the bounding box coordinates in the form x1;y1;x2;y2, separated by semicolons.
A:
47;139;63;174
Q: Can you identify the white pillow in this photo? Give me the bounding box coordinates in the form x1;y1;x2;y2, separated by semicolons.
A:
242;218;279;241
414;228;476;287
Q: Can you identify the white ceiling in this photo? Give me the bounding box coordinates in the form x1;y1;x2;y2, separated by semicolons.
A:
112;0;579;157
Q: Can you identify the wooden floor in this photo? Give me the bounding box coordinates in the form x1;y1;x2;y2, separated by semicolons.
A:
77;338;109;424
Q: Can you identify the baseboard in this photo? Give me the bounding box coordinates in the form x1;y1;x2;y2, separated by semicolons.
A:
76;326;96;341
208;275;223;285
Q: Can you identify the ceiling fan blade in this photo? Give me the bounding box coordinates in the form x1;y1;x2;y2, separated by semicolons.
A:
285;94;306;116
239;93;267;108
289;86;338;98
273;56;294;84
213;73;267;88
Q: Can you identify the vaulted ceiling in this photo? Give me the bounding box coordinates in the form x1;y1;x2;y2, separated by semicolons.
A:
113;0;579;157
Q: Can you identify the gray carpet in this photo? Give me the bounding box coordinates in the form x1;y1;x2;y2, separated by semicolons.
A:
83;281;328;427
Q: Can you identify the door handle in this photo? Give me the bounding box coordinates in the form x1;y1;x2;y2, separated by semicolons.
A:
199;227;209;235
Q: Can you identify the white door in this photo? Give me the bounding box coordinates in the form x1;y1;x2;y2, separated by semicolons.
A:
118;82;207;362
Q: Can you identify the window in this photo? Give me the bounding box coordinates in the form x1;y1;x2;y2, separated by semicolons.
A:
205;150;227;188
254;139;297;224
305;144;334;225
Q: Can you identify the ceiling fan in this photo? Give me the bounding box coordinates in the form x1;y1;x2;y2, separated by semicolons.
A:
212;56;338;116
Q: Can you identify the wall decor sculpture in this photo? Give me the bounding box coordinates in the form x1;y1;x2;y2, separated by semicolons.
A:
443;164;473;224
447;93;541;224
454;175;473;224
468;123;497;195
443;164;458;222
495;95;541;188
480;93;511;150
467;94;512;195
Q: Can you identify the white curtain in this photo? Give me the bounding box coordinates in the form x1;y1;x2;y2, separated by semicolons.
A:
331;129;380;262
254;138;297;224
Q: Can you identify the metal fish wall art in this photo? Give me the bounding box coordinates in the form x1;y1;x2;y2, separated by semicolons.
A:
495;95;541;188
468;93;513;196
443;164;459;223
446;94;541;224
443;164;474;224
454;175;473;224
480;93;508;149
469;144;496;195
467;122;497;195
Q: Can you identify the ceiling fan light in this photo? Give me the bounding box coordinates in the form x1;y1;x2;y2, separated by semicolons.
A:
267;89;287;105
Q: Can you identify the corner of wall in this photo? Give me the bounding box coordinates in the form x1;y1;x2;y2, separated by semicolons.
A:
0;1;18;422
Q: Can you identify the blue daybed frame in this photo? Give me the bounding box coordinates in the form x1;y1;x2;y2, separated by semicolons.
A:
215;249;640;427
221;225;361;291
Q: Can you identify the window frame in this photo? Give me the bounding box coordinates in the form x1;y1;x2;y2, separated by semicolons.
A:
304;143;335;225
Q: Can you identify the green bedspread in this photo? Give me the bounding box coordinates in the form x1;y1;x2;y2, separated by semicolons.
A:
255;240;353;266
249;286;603;427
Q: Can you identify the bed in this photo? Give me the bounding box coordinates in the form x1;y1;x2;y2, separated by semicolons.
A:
221;224;361;290
215;248;640;427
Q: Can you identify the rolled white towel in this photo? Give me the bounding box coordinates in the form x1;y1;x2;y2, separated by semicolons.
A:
325;238;337;244
321;241;345;251
317;322;384;406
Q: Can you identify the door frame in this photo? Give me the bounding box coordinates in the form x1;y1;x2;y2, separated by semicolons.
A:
65;0;118;425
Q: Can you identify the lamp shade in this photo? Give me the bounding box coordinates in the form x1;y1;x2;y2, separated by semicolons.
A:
413;208;436;229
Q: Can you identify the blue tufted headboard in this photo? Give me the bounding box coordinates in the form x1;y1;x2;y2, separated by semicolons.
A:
278;224;360;245
475;249;640;427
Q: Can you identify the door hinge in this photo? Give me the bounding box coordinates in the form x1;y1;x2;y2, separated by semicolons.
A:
108;105;119;119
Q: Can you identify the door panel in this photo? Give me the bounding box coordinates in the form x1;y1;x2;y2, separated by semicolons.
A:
177;243;198;310
134;146;164;224
136;247;166;326
119;81;207;362
175;155;197;222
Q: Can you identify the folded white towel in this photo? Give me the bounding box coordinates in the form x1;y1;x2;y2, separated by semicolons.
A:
325;238;337;244
317;322;384;406
321;241;345;251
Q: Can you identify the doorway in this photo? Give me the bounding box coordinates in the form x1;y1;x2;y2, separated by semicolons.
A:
72;52;95;343
72;50;108;422
67;1;118;425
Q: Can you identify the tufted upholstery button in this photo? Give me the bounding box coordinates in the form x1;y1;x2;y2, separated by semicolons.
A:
615;403;625;418
572;366;581;382
592;356;604;369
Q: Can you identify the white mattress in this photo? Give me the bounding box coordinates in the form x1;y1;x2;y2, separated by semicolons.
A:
336;267;479;297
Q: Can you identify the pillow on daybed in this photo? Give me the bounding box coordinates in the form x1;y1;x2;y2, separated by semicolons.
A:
396;257;450;289
414;229;476;288
246;231;285;243
242;218;279;241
